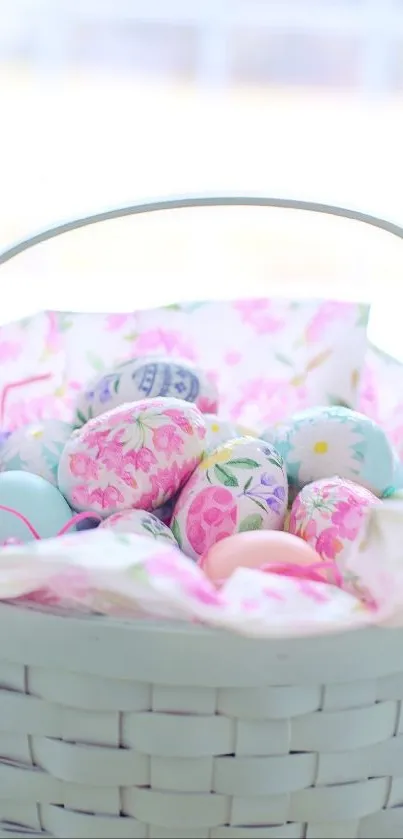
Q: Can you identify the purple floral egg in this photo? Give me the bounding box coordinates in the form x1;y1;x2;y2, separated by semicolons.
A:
171;437;288;560
57;397;206;517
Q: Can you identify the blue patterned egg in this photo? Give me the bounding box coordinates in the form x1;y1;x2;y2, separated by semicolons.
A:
0;471;74;543
75;355;219;426
0;420;73;486
268;406;397;497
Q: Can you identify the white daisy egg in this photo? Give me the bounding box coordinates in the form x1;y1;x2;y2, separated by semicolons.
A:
171;437;288;561
0;420;74;486
270;405;397;497
99;509;178;545
58;397;206;517
75;355;219;426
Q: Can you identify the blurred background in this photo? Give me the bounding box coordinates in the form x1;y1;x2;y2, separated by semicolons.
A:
0;0;402;355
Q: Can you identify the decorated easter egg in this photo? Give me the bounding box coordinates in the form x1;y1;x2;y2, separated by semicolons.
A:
201;529;323;583
171;437;288;560
236;424;258;438
0;420;73;487
99;509;178;545
75;355;219;426
288;476;378;563
204;415;258;451
269;405;397;497
0;470;75;543
58;397;206;517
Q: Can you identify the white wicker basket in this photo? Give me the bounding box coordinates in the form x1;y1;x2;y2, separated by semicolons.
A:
1;197;403;839
2;606;403;839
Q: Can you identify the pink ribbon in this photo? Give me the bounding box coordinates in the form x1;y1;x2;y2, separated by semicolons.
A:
0;505;102;545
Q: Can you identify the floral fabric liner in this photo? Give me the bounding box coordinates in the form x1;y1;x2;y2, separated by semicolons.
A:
0;298;369;432
0;495;402;635
0;296;402;634
358;342;403;461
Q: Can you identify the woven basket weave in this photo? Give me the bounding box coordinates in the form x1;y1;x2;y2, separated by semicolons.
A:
1;197;403;839
1;606;403;838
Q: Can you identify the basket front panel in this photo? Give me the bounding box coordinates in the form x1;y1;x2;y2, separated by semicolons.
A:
0;608;403;837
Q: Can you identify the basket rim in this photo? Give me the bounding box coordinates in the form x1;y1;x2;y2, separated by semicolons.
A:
1;602;402;687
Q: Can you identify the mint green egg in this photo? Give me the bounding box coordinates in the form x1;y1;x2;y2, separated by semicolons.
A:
0;471;74;543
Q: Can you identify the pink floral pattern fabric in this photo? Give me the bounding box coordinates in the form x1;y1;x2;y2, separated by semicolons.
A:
358;343;403;462
0;298;369;433
0;528;372;636
0;312;69;429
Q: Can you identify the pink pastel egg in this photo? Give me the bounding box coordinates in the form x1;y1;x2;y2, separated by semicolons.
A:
201;529;323;583
289;476;379;563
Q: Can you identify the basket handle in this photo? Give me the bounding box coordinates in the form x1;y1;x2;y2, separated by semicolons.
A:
0;195;403;267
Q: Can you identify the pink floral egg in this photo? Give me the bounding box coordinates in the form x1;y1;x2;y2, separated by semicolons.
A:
171;437;288;560
57;397;206;517
289;477;379;564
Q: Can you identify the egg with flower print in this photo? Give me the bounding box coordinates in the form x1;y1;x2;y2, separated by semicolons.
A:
268;405;398;497
58;397;206;517
171;437;288;561
0;420;73;487
289;477;379;566
99;509;178;545
204;415;258;451
74;355;219;426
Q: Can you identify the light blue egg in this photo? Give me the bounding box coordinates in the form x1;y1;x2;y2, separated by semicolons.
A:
0;471;74;543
